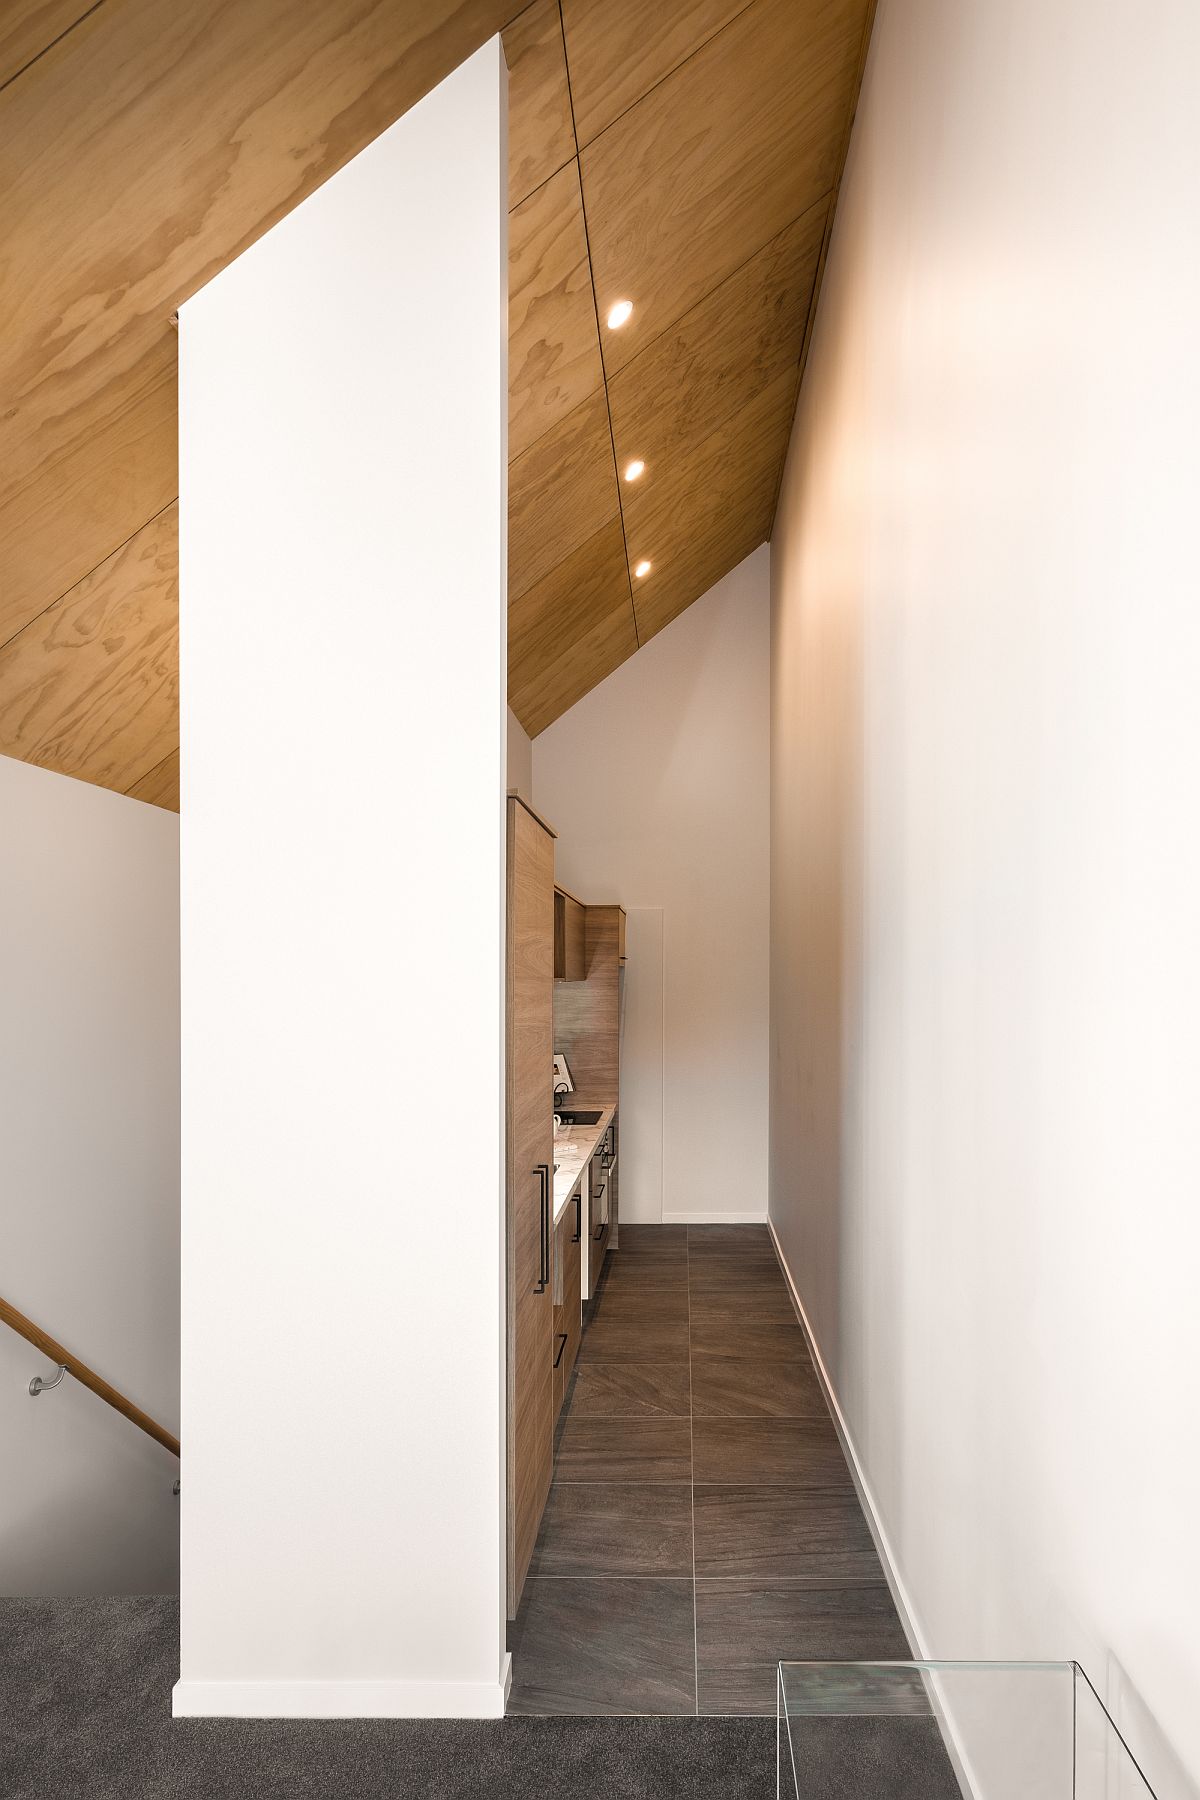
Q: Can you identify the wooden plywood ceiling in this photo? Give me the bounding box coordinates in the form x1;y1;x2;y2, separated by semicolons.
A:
0;0;873;809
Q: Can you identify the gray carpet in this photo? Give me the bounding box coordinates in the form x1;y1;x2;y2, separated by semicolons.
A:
0;1597;961;1800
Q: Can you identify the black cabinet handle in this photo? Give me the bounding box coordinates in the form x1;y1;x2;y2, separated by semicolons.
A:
553;1332;568;1369
571;1192;581;1244
533;1165;550;1293
593;1219;608;1241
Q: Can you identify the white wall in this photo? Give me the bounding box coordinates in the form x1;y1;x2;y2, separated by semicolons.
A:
177;40;508;1717
0;756;179;1593
535;547;770;1223
770;2;1200;1795
507;707;533;803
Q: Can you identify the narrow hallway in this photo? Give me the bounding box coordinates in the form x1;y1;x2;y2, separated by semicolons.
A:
507;1225;909;1715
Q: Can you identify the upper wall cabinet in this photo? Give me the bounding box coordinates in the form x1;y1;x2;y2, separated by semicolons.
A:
554;887;587;982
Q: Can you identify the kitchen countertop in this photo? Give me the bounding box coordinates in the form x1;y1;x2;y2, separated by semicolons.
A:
551;1097;616;1226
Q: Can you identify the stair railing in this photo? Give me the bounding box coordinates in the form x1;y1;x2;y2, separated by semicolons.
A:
0;1294;179;1458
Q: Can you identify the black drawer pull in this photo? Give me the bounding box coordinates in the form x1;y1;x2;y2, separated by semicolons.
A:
571;1192;581;1244
553;1332;568;1369
593;1183;605;1201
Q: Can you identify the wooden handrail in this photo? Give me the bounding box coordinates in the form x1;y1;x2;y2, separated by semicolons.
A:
0;1295;180;1458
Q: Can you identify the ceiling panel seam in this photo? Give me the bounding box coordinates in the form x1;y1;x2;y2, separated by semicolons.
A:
0;493;178;659
511;189;833;475
555;0;640;649
564;0;760;156
0;0;104;98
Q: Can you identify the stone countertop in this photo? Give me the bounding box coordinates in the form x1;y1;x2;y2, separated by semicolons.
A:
551;1097;616;1226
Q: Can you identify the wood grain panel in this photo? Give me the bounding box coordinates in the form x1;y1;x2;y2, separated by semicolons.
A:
508;519;636;734
509;389;618;601
553;905;621;1094
511;592;637;736
560;0;747;147
0;0;875;772
551;1209;582;1415
606;200;824;481
510;515;628;683
0;0;511;468
0;0;94;90
624;368;797;641
580;0;868;374
0;330;178;648
509;161;604;461
0;503;178;793
503;0;575;208
126;747;180;811
623;361;797;554
506;796;556;1615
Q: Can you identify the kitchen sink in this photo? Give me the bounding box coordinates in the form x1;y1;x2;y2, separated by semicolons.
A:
555;1108;602;1126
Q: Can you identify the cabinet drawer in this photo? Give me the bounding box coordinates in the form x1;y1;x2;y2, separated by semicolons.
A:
553;1194;583;1416
587;1151;610;1291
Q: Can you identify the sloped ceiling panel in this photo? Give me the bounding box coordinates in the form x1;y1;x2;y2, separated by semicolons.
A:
505;0;873;733
0;0;514;810
0;0;873;806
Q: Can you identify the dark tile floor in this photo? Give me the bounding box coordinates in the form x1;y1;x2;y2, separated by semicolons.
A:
507;1223;910;1717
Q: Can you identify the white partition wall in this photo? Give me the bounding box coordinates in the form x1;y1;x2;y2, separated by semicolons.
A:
769;0;1200;1790
176;40;508;1718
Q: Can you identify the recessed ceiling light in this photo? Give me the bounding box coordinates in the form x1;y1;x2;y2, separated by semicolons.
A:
624;459;645;482
634;559;652;579
606;299;634;330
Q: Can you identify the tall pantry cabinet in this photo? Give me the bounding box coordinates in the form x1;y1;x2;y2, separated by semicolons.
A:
505;796;554;1617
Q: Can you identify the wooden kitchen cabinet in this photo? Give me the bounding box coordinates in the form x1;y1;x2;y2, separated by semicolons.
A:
604;1116;619;1250
506;796;555;1618
553;887;587;982
552;1194;582;1419
587;1145;610;1295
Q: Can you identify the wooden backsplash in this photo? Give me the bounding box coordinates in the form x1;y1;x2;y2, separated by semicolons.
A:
553;905;621;1095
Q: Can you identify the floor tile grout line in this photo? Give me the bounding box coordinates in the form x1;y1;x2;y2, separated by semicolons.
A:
520;1227;877;1714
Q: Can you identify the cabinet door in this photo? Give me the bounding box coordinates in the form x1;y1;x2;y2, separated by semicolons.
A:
562;1190;583;1383
553;889;587;981
552;1211;567;1418
553;1195;583;1417
506;800;555;1618
588;1150;610;1293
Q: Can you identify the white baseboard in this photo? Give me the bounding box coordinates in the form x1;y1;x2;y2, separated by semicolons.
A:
661;1210;769;1225
767;1219;979;1800
172;1656;512;1720
766;1218;927;1655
